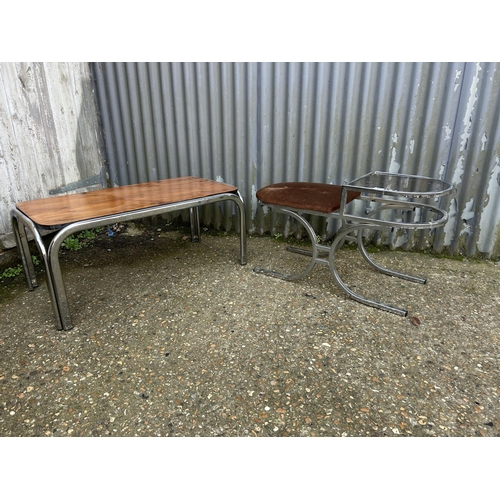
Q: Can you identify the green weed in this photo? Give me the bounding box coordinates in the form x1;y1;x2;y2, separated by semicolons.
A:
0;256;40;280
60;227;103;252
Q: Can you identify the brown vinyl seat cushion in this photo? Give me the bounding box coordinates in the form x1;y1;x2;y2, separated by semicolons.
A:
256;182;360;214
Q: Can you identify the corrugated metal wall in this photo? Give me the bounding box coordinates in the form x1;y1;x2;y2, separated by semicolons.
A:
441;62;500;258
93;62;500;258
0;62;106;249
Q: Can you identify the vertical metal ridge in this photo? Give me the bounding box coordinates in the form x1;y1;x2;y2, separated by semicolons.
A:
195;62;212;181
138;62;157;181
159;64;178;178
207;62;221;182
94;63;118;185
148;62;168;180
124;63;145;184
183;62;200;178
170;63;188;179
235;62;248;180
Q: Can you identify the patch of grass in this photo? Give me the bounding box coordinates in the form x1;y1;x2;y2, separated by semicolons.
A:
0;255;40;280
0;264;23;279
61;235;83;251
416;247;483;262
360;243;381;254
60;227;104;251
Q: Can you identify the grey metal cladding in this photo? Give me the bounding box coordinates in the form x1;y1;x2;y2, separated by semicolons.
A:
93;62;500;258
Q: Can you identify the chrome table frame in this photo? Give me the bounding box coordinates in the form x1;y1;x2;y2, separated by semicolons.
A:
12;191;246;331
254;171;453;316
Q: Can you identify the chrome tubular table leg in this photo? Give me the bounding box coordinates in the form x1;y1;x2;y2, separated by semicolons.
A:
357;203;427;284
356;227;426;284
11;211;37;290
189;206;201;242
253;208;321;281
235;191;247;266
328;224;408;316
11;208;64;330
48;226;75;330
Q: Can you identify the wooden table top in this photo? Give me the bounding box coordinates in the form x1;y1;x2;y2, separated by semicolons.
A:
16;176;238;227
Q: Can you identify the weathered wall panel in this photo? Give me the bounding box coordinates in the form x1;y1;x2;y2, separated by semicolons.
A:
441;62;500;257
0;62;106;249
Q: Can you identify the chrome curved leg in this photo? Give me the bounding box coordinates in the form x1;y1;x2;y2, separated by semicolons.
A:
357;227;426;284
253;208;319;281
11;209;63;330
11;211;37;290
189;206;201;242
234;191;247;266
328;224;408;316
358;204;426;284
48;228;75;330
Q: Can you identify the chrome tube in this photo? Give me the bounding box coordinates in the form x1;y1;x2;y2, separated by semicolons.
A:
253;208;319;281
189;206;201;242
236;191;247;266
356;226;426;284
11;208;63;330
11;211;37;290
328;224;409;316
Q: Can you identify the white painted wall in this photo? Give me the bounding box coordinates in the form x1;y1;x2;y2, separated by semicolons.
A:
0;62;105;249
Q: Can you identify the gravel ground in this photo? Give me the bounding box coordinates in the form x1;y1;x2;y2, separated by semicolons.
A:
1;223;499;438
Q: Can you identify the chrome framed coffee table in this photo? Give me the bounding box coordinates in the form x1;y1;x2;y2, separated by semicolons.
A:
254;171;453;316
12;176;247;331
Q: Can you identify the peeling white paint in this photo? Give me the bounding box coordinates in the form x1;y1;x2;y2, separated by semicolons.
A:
216;175;225;184
460;62;481;152
438;164;446;179
409;139;415;154
443;198;457;247
461;198;475;221
251;184;258;218
389;133;400;173
454;69;462;92
414;207;422;223
443;124;452;141
394;232;408;247
481;132;487;151
477;157;500;254
451;156;465;186
389;151;400;173
459;198;475;236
